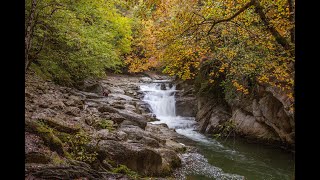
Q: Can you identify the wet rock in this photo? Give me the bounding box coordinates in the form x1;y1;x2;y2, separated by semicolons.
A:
175;97;197;117
125;90;137;97
173;152;244;179
196;100;231;134
64;100;75;106
25;132;51;156
139;77;152;83
160;83;166;90
85;92;103;99
64;95;84;107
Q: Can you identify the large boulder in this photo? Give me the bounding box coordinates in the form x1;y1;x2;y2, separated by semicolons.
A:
195;85;295;148
175;97;197;117
97;140;164;176
118;110;147;129
231;108;278;141
81;80;104;94
174;82;197;117
25;161;128;180
196;102;231;134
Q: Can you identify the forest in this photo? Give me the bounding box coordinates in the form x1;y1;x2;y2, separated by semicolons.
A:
25;0;295;179
26;0;294;104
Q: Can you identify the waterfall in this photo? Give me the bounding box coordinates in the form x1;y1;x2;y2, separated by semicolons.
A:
140;81;213;143
140;82;177;118
140;80;293;180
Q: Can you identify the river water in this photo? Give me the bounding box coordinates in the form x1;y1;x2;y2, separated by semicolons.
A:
140;81;294;180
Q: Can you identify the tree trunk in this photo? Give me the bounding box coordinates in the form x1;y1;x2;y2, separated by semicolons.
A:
252;0;293;55
287;0;295;43
25;0;37;73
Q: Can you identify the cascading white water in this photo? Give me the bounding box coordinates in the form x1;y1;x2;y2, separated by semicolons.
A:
140;82;177;117
140;81;216;143
140;80;293;180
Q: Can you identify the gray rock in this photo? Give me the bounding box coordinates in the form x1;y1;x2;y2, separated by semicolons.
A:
115;131;128;141
98;106;118;113
175;97;197;117
95;129;117;140
82;80;104;94
118;110;147;129
97;140;164;176
65;106;81;116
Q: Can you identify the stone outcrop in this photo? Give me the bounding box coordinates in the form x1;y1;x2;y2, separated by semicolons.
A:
175;80;197;117
173;60;294;150
194;83;295;149
25;73;188;179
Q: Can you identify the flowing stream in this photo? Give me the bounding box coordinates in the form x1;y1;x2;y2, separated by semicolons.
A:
140;81;294;180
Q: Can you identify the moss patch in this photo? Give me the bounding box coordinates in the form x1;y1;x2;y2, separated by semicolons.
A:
112;164;140;179
65;131;98;164
95;119;115;131
26;120;97;164
27;120;67;156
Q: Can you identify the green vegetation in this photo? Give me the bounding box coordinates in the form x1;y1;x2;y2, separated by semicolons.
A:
26;119;97;164
213;120;237;139
65;131;98;164
26;120;67;156
26;0;132;85
26;0;294;109
96;119;115;131
112;164;140;179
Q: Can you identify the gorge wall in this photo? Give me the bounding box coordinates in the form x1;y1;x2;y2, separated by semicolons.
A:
175;70;295;151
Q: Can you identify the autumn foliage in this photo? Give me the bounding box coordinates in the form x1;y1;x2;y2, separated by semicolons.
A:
26;0;294;111
124;0;294;112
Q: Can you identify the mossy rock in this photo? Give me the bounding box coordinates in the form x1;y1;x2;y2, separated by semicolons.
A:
25;120;67;156
94;119;116;131
39;117;80;134
112;164;140;179
50;152;67;165
25;152;51;164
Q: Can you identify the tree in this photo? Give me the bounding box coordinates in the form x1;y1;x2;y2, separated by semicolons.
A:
125;0;294;111
25;0;132;85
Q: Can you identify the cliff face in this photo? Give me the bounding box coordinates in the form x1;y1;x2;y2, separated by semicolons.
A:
175;75;294;150
195;85;294;149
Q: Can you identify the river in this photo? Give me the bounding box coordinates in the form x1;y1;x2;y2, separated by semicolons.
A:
140;80;294;180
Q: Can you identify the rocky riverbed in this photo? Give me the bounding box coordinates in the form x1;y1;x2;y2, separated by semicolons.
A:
26;72;230;179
